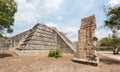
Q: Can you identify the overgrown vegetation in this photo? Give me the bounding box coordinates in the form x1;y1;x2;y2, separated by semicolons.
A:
48;49;62;58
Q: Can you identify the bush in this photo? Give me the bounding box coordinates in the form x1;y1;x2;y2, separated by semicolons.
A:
48;49;62;58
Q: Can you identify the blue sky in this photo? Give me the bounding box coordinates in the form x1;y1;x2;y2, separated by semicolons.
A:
7;0;120;41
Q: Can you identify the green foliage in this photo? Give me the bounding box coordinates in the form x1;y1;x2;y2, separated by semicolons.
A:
100;36;120;47
100;37;112;46
48;49;62;58
104;6;120;30
0;0;17;36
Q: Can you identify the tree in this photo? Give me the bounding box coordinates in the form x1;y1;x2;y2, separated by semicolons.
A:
102;5;120;54
104;5;120;30
100;36;120;54
0;0;17;37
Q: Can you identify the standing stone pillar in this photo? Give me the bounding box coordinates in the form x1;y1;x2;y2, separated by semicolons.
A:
73;15;99;64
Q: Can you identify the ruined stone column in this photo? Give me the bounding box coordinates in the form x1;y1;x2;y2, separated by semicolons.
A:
73;15;99;65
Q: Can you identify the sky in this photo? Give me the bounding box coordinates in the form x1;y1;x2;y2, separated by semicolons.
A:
7;0;120;41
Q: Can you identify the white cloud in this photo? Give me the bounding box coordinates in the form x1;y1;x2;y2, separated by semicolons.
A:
43;0;63;11
63;26;78;34
45;22;57;27
57;16;63;20
15;0;63;26
15;12;37;24
108;0;120;6
77;0;96;15
83;0;96;13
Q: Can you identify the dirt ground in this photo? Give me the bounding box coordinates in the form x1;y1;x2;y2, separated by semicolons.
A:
0;53;120;72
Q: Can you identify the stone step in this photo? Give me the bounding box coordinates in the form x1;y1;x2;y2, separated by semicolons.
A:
18;44;54;50
26;34;54;40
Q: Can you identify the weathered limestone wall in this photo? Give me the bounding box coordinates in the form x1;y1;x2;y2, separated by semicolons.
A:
0;39;11;52
0;30;31;52
53;28;75;54
73;15;98;63
78;15;96;58
9;30;31;51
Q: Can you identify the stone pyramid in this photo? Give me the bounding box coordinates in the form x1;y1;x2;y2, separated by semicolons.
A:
14;23;75;56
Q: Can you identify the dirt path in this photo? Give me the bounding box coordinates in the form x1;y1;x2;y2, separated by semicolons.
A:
98;51;120;61
0;53;120;72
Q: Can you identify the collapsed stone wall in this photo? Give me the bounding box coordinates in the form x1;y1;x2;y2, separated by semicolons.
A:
0;30;31;52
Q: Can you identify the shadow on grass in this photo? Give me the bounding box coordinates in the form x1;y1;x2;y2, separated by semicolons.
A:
100;58;120;65
0;53;13;58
